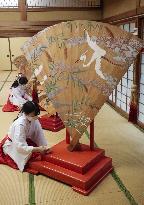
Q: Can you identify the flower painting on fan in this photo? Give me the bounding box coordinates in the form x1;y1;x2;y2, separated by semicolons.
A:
21;20;143;142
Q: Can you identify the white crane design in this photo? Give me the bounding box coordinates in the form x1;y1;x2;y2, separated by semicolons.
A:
80;31;106;80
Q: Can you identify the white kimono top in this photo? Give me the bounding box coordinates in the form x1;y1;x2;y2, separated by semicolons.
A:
3;114;47;171
9;85;32;107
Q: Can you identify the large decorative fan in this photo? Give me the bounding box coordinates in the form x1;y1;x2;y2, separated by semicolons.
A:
21;20;143;149
13;55;56;115
13;55;32;80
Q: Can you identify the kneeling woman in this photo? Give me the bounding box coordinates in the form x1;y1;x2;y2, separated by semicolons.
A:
9;76;32;108
0;101;49;172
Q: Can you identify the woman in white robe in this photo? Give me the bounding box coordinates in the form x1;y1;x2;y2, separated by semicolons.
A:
0;101;49;172
9;76;32;108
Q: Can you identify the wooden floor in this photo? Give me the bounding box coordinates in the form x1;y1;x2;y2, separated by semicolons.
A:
0;70;144;205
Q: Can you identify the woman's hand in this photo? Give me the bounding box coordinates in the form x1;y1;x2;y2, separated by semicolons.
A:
33;146;50;154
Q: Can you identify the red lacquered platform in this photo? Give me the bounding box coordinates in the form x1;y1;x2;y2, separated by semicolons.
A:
39;114;65;132
29;140;113;195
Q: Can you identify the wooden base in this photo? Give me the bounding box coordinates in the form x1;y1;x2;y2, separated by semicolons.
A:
29;140;113;195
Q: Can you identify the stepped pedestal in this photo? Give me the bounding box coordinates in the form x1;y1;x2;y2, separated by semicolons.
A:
29;140;113;195
39;113;65;132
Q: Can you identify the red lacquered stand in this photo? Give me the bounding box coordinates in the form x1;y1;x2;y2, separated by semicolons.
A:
39;112;65;132
29;120;113;195
32;88;64;131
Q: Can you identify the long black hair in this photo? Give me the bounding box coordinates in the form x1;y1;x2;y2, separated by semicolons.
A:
11;76;28;88
21;101;40;116
14;101;40;121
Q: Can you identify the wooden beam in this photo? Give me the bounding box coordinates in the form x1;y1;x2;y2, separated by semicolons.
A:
0;20;65;37
136;0;141;9
0;20;64;27
107;101;129;119
108;100;144;130
137;5;144;15
18;0;27;21
102;4;144;24
133;17;143;123
27;7;101;12
136;0;141;13
102;9;137;23
137;120;144;130
135;18;142;88
0;8;19;12
0;7;100;12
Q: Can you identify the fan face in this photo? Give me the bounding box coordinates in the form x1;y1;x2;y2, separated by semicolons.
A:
21;20;143;139
13;55;33;81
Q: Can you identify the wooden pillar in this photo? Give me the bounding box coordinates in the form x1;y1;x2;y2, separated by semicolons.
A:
66;129;70;144
128;17;142;123
90;120;94;150
18;0;27;21
136;0;141;14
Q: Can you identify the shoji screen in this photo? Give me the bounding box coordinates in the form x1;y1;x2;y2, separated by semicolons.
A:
109;22;136;114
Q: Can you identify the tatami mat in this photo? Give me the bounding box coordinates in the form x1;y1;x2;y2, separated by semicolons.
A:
0;71;144;205
0;82;3;90
0;71;11;82
0;82;13;106
94;104;144;204
0;166;29;205
0;108;18;138
34;174;129;205
7;71;17;82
